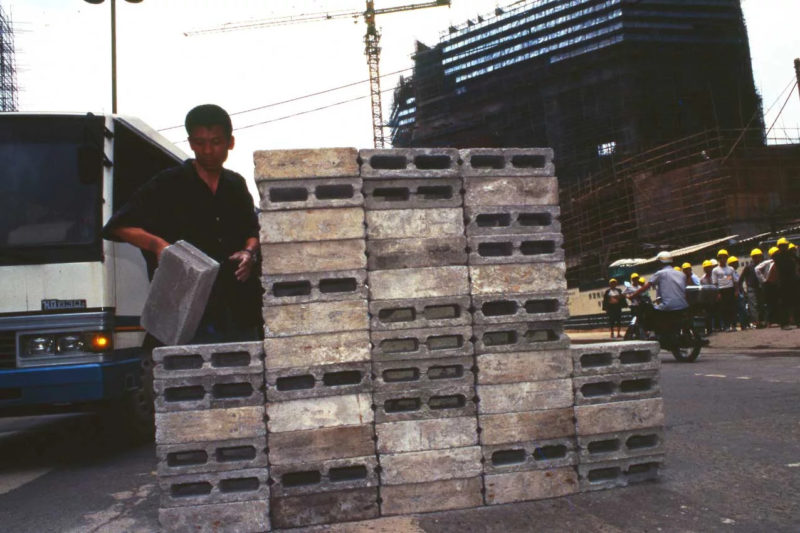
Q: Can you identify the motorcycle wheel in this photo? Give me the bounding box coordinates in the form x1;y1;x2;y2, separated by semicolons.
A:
670;328;702;363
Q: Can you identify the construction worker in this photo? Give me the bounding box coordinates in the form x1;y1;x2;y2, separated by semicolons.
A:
623;273;645;327
700;259;716;334
756;247;779;326
682;262;700;285
712;249;737;331
602;278;626;339
739;248;765;328
727;256;749;329
773;237;799;329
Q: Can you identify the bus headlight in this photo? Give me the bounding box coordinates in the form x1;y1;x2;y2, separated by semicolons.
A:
19;331;112;357
23;335;56;355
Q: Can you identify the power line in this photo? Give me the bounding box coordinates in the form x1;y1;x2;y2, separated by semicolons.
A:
766;81;798;137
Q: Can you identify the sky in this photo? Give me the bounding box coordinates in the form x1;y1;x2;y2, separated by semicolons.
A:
5;0;800;196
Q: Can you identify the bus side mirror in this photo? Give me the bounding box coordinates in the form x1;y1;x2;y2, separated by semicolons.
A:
77;143;103;184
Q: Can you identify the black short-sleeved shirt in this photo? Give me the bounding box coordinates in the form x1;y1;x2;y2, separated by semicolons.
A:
102;160;262;326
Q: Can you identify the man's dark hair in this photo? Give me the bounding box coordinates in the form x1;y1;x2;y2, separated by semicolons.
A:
185;104;233;138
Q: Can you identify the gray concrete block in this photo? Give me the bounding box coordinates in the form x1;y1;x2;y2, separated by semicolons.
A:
258;207;365;243
467;233;565;266
573;370;661;405
366;208;464;239
266;393;373;433
269;455;378;497
571;341;661;377
155;406;266;445
267;425;376;465
477;379;573;415
578;454;664;492
156;437;268;477
270;487;379;529
263;300;369;337
469;263;567;295
479;408;576;446
262;269;367;306
476;350;572;384
577;427;666;464
374;383;476;423
373;355;475;392
263;330;370;370
473;321;570;354
370;326;474;360
153;342;263;380
158;500;269;533
258;177;363;211
141;240;219;346
265;361;372;402
471;292;569;324
369;296;472;331
158;468;269;508
574;398;665;436
376;416;479;454
359;148;460;178
153;373;265;413
484;467;578;505
366;237;467;270
379;446;483;485
261;239;366;275
363;177;463;210
380;477;483;516
253;147;359;180
464;176;559;207
465;205;561;236
460;148;555;177
368;266;470;300
482;436;577;474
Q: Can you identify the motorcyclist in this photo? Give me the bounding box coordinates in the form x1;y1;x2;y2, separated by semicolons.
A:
629;251;689;336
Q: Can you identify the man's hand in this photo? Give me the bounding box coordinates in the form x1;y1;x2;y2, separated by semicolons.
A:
230;250;255;282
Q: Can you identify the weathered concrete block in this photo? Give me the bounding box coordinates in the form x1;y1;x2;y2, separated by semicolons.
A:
259;207;365;243
460;148;555;177
574;398;665;436
467;233;565;265
571;341;661;377
473;322;570;354
376;416;478;454
366;237;467;270
370;326;474;360
479;408;576;446
469;263;567;295
477;350;572;384
573;370;661;405
158;500;269;533
141;240;219;346
258;177;363;211
266;393;373;433
261;239;366;275
471;291;569;324
254;147;359;180
267;425;375;465
380;477;483;516
465;205;561;236
154;373;264;413
373;356;475;391
158;468;269;508
156;437;268;477
270;487;379;529
366;208;464;239
153;341;263;380
265;361;372;402
263;300;369;337
477;379;573;415
263;330;370;369
363;177;463;210
270;456;378;497
262;269;367;306
464;176;559;207
379;446;483;485
484;467;578;505
155;406;266;445
577;427;666;464
482;436;577;474
374;384;476;423
359;147;460;178
578;454;664;492
369;266;469;300
369;296;471;331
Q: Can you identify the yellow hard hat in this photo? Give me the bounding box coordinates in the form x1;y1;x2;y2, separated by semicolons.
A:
717;248;729;257
681;262;691;269
630;272;639;280
638;276;646;283
768;246;779;257
790;243;797;250
702;259;713;268
609;278;617;284
776;237;789;246
673;266;681;271
727;256;738;265
750;248;763;257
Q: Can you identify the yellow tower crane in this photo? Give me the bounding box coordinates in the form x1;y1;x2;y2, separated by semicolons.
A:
185;1;451;148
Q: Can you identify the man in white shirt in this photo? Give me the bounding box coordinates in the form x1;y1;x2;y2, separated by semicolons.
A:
712;249;738;331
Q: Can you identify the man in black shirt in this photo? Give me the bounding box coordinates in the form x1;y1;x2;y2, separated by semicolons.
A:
102;104;262;342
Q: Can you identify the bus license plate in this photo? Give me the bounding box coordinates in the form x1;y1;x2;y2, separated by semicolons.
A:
41;299;87;311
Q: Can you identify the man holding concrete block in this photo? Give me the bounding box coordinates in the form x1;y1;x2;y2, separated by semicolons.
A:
103;104;262;343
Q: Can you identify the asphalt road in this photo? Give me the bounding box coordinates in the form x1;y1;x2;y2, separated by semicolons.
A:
0;343;798;532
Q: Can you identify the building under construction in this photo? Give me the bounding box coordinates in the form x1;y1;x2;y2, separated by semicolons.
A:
0;3;17;112
390;0;800;285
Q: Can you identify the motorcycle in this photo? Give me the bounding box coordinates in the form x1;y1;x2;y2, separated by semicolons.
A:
624;301;703;362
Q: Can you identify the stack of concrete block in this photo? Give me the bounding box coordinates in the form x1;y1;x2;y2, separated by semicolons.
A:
253;148;378;529
571;341;666;491
361;148;483;515
153;342;270;533
459;148;578;504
